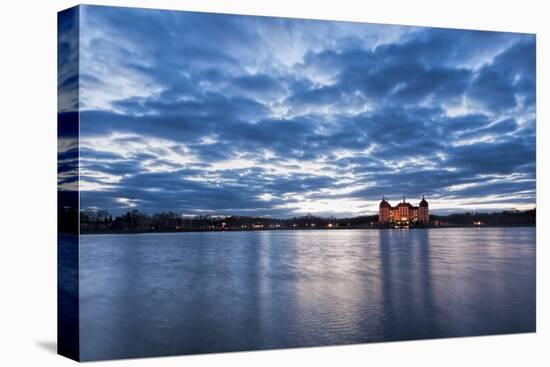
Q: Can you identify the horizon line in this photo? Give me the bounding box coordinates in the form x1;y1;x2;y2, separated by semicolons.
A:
77;206;537;220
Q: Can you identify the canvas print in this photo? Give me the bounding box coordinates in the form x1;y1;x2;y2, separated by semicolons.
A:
58;5;536;362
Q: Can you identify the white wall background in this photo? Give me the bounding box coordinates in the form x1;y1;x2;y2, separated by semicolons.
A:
0;0;547;366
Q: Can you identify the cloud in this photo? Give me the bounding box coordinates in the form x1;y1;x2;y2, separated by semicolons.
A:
468;37;536;112
76;5;536;216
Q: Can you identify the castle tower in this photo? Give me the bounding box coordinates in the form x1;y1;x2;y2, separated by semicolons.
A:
419;195;429;223
379;196;391;224
397;196;410;219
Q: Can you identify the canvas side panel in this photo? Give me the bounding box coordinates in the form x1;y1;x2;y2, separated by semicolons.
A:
57;6;80;362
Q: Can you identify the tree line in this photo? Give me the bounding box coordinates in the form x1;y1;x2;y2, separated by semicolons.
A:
431;208;536;226
80;210;380;233
78;208;535;234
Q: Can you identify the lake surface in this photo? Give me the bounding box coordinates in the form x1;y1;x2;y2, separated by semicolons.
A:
78;228;535;360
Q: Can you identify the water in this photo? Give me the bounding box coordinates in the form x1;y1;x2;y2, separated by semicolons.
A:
77;228;535;360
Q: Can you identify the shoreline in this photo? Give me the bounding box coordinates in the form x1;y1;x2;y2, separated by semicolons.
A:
79;224;536;235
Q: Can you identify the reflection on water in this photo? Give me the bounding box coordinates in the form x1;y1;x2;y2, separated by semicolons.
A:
79;228;535;361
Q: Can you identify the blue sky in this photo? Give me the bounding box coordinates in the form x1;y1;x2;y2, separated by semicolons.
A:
76;5;536;217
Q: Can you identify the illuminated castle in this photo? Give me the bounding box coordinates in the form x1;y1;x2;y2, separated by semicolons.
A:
379;196;429;225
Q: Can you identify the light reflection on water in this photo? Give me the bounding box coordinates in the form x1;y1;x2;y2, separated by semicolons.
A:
79;228;535;360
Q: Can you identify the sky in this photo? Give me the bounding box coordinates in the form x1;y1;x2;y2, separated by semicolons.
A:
75;5;536;217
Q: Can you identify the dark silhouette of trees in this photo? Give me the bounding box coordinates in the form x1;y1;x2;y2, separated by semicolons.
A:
431;209;536;226
79;208;535;234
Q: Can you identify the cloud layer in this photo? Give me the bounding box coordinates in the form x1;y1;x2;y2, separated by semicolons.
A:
77;6;536;216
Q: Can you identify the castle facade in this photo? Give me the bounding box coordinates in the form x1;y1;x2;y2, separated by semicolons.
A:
379;196;429;226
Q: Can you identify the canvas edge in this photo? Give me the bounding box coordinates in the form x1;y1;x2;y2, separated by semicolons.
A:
57;5;81;362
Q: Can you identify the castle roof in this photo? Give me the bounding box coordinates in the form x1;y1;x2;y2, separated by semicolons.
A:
380;196;427;210
419;196;429;207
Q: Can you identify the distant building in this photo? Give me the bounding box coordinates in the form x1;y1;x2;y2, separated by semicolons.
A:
379;196;429;226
